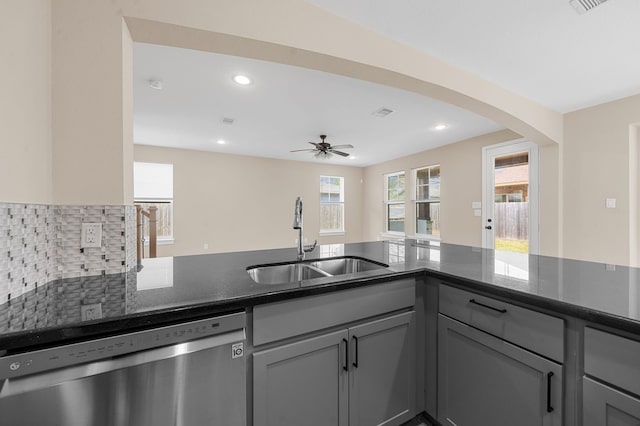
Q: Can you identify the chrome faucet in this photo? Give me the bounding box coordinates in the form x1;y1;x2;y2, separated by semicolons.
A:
293;197;317;261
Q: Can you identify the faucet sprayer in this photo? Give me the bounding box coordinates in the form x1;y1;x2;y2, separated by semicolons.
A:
293;197;317;260
293;197;303;229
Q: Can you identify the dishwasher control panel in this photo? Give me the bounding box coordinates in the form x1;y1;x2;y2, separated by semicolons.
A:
0;311;245;380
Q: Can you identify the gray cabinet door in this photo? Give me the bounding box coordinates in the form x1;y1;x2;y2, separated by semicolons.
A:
583;377;640;426
437;314;563;426
253;329;349;426
349;311;416;426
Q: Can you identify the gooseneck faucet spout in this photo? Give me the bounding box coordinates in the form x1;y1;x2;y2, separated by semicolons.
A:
293;197;317;261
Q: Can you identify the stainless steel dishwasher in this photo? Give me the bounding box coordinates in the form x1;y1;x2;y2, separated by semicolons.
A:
0;311;246;426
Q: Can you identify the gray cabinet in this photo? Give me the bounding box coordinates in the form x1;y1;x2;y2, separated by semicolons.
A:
253;329;349;426
583;377;640;426
583;327;640;426
437;314;563;426
253;311;415;426
349;312;416;426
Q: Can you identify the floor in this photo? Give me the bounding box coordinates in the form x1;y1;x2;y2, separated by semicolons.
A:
401;412;438;426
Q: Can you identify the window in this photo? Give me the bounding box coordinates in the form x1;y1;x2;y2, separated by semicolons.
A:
320;176;344;233
414;165;440;238
134;162;174;242
384;171;405;233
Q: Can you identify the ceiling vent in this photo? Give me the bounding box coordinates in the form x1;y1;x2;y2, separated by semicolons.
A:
372;107;395;118
222;117;235;125
569;0;609;14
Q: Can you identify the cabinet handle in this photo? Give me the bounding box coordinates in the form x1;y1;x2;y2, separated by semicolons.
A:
352;336;359;368
342;338;349;372
546;372;554;413
469;299;507;314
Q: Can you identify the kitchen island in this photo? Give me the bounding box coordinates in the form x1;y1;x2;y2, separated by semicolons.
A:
1;239;639;425
1;239;638;351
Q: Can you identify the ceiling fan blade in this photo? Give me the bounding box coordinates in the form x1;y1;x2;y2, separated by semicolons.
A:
328;149;350;157
328;144;354;149
290;149;316;152
308;142;321;147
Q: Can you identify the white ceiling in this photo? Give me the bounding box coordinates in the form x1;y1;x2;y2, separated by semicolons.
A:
133;43;503;167
307;0;640;113
134;0;640;166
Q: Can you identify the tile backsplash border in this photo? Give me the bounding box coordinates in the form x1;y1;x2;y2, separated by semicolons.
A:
0;202;137;304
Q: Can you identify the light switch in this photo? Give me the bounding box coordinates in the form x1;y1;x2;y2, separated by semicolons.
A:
471;201;482;209
606;198;616;209
474;209;482;217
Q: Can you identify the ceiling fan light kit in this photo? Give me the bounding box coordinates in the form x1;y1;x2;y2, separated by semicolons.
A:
569;0;609;14
290;135;354;160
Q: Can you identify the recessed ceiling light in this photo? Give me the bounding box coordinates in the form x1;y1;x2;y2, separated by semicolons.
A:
433;124;448;131
216;139;226;145
148;79;163;90
349;156;357;160
233;75;252;85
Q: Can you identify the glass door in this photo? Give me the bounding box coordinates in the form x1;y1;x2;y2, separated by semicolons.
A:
482;140;539;254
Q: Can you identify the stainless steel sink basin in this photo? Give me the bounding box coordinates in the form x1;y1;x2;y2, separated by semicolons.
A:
309;257;389;275
246;256;389;285
247;263;331;285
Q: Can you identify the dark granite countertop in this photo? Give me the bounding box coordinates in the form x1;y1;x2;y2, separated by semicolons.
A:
1;239;639;353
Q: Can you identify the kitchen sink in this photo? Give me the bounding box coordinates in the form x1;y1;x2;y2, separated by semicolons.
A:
246;256;389;285
247;263;331;285
308;257;389;275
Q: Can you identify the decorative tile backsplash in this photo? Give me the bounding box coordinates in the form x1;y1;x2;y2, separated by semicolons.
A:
0;203;137;305
0;270;137;333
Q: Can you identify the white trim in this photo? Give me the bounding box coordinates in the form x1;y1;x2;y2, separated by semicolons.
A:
379;232;406;240
319;231;345;236
319;175;345;233
384;171;407;234
412;164;441;238
409;234;441;241
482;138;539;254
143;238;174;246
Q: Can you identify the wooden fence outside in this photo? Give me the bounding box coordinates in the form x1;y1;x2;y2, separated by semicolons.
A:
494;202;528;241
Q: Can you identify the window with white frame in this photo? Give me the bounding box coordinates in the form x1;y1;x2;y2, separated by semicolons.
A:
414;165;440;237
134;162;174;242
320;176;344;233
384;171;406;233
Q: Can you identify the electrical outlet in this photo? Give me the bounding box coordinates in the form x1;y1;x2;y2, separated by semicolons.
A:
81;223;102;248
81;303;103;321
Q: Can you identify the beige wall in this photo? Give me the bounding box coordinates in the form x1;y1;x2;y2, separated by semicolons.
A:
0;0;52;204
563;94;640;265
364;130;512;247
5;0;639;266
46;0;562;206
51;2;132;204
362;130;561;257
135;145;364;257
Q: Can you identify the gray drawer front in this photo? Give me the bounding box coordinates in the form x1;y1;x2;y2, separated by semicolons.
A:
439;284;564;362
253;279;416;346
585;327;640;397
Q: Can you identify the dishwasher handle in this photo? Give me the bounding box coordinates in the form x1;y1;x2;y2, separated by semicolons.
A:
0;328;245;399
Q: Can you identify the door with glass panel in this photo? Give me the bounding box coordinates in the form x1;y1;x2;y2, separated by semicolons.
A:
482;141;539;254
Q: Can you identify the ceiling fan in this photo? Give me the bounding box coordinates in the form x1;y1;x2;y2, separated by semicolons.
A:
290;135;354;159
